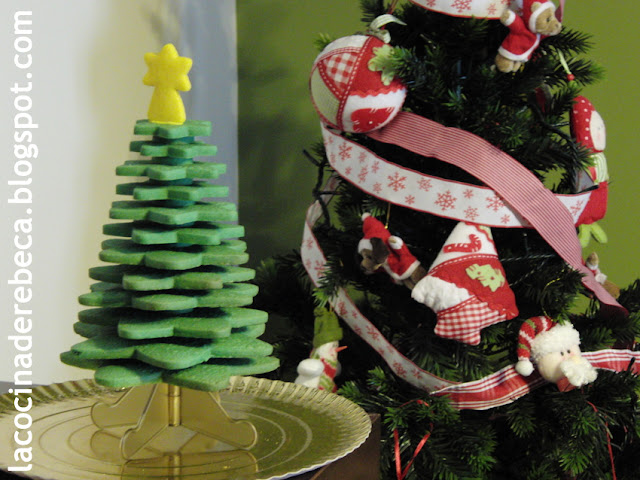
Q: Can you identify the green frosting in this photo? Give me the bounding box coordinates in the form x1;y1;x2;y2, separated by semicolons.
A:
79;282;258;311
62;117;277;391
67;332;273;370
99;239;249;270
116;180;228;202
109;201;238;225
133;119;212;138
103;222;244;246
77;307;267;340
88;265;255;291
116;160;225;181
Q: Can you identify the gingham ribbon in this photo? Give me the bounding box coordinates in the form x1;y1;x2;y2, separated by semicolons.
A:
301;195;640;409
365;112;624;315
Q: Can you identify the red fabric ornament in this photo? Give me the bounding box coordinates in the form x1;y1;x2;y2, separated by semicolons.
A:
310;35;406;133
570;96;610;244
571;96;606;152
498;0;558;62
411;222;518;345
358;213;421;282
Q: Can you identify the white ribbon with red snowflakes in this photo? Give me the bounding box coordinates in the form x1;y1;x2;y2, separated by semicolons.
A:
323;125;603;229
408;0;565;20
301;198;640;409
408;0;515;19
364;112;623;314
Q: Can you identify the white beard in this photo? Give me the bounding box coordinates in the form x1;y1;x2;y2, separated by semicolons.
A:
560;356;598;387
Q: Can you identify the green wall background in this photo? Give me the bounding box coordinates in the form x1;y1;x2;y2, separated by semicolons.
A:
237;1;639;289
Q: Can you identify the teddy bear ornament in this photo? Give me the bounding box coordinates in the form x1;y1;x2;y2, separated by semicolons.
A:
495;0;562;73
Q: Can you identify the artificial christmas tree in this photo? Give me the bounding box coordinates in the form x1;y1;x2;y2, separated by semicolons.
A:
257;1;640;478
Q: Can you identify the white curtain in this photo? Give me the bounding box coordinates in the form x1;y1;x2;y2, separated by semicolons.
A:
0;0;237;388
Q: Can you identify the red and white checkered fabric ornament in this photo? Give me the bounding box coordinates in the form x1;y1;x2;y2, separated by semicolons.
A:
310;35;406;133
411;222;518;345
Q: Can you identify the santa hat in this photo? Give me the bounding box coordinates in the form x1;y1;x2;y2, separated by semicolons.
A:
516;316;581;376
521;0;556;32
359;213;420;282
359;213;391;252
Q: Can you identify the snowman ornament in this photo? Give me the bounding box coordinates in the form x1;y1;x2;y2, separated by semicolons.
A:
516;316;598;391
294;307;344;392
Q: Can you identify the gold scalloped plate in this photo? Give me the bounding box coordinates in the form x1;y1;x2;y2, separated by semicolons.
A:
0;377;371;480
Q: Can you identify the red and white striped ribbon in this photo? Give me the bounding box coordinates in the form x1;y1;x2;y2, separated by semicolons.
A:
322;126;601;229
365;112;624;315
303;201;454;393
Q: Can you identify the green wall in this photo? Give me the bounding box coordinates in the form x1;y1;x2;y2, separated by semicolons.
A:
568;4;640;288
237;1;639;289
236;0;361;266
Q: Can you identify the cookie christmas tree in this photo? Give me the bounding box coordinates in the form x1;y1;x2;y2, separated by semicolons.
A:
61;43;278;393
256;2;640;479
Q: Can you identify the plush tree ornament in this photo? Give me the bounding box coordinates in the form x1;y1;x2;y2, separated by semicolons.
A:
516;316;598;391
309;33;406;133
571;96;610;247
585;252;620;299
295;307;344;392
495;0;562;73
358;213;426;289
411;222;518;345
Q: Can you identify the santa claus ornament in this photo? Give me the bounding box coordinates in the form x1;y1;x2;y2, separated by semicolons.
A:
516;316;598;391
571;96;610;247
309;25;407;133
411;222;518;345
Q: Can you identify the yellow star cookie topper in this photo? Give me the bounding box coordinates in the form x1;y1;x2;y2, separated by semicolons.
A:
143;44;192;125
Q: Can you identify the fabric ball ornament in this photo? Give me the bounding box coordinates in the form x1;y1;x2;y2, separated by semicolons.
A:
310;35;406;133
411;222;518;345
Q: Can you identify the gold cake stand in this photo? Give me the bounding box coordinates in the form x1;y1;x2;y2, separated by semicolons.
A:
0;377;371;480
